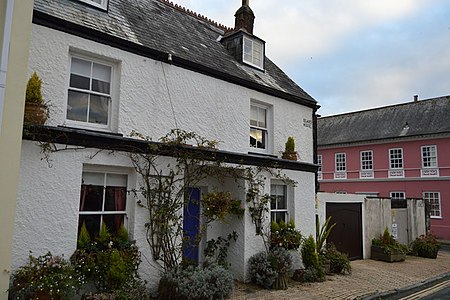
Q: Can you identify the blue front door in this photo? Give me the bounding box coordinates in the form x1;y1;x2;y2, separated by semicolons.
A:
183;187;201;263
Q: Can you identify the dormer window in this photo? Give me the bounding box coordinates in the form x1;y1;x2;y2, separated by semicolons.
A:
78;0;108;10
243;37;264;70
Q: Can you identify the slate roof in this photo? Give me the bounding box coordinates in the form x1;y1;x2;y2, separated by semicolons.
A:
32;0;316;107
318;96;450;146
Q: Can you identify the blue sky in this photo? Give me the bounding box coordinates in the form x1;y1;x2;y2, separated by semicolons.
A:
170;0;450;116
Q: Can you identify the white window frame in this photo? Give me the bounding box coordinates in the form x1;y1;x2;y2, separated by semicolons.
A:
317;155;323;180
243;36;264;70
423;192;441;218
421;145;438;168
390;191;405;200
78;168;131;239
78;0;108;10
66;54;115;131
335;153;346;172
389;148;403;169
250;102;271;153
270;184;288;223
360;150;373;170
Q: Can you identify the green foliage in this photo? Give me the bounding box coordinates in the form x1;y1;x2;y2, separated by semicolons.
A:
302;267;325;283
270;219;302;250
9;252;82;299
159;263;234;300
372;228;408;255
301;235;319;269
204;232;238;268
202;191;244;221
248;251;277;289
78;222;91;249
284;136;295;153
71;225;142;294
248;247;292;289
25;72;44;104
316;216;336;254
97;222;112;247
411;233;441;258
323;243;351;275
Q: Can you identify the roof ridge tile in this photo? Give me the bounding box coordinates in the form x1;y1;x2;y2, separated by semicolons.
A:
158;0;233;32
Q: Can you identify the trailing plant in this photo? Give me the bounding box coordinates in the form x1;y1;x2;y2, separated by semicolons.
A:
372;228;408;255
204;232;238;268
202;191;244;222
316;216;336;255
129;129;296;271
129;129;223;270
158;263;234;300
71;224;142;293
8;252;83;300
411;233;440;258
270;219;302;250
248;247;292;289
322;243;351;275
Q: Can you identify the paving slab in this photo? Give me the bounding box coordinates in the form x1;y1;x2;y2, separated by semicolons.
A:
231;252;450;300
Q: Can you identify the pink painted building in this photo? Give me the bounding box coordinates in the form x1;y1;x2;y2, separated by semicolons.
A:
317;96;450;239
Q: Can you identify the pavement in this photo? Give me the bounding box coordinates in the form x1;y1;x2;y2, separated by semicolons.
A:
231;250;450;300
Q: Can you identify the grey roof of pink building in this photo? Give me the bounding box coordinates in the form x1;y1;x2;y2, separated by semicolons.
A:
318;95;450;146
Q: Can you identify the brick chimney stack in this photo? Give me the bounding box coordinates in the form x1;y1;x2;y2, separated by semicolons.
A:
234;0;255;34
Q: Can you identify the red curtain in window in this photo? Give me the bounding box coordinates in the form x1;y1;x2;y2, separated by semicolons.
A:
114;187;126;231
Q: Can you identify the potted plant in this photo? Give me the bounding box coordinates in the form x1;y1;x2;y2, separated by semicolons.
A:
23;71;48;124
371;228;408;262
201;191;244;222
8;252;82;300
411;233;441;259
281;136;298;160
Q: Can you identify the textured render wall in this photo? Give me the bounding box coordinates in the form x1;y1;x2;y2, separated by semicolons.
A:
364;198;391;259
28;24;314;162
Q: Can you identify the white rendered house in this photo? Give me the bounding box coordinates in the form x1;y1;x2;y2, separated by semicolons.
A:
13;0;319;288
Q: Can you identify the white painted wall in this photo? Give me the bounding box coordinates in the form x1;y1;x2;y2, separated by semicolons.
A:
27;24;314;161
14;22;317;289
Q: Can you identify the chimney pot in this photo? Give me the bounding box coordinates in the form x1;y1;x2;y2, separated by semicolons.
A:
414;95;418;102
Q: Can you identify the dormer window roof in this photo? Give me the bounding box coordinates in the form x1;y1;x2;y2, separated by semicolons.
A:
78;0;108;10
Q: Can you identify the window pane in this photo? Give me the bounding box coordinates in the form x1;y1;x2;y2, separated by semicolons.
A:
105;186;127;211
80;185;103;211
89;95;109;124
93;63;111;83
276;195;286;209
71;57;91;77
67;90;88;122
92;79;111;94
70;74;90;90
106;174;127;187
250;127;265;149
103;214;125;235
257;107;266;128
250;105;258;126
78;214;101;239
244;39;252;56
82;172;105;185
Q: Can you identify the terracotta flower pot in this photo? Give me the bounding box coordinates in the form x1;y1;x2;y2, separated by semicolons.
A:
282;152;298;161
24;102;47;125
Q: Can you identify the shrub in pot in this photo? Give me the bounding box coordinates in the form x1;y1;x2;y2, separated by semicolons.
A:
24;72;48;124
371;228;408;262
281;136;298;160
411;233;440;259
